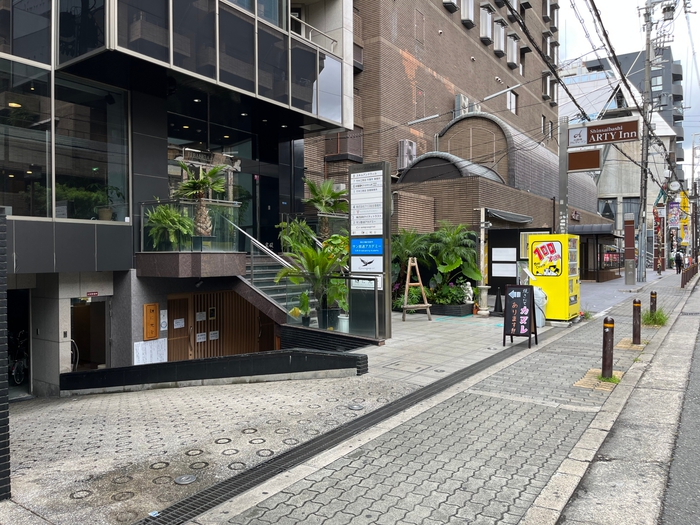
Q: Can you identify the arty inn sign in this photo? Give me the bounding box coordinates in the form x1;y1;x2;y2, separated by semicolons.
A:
568;117;639;147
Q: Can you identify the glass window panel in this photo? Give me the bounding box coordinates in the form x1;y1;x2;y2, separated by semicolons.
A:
258;0;287;30
317;54;341;122
54;75;128;221
291;39;316;113
0;59;51;217
173;0;216;79
0;1;51;64
220;5;255;93
59;0;105;64
230;0;254;13
258;25;288;104
118;0;169;62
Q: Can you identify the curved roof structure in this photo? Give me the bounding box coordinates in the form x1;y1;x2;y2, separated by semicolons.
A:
397;151;505;184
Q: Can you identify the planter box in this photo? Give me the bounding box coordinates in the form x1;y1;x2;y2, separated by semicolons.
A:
394;303;474;316
430;303;473;317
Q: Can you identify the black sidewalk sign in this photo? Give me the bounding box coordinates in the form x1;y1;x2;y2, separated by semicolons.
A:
503;285;538;348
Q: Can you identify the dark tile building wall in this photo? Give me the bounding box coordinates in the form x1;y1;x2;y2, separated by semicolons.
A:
0;210;10;500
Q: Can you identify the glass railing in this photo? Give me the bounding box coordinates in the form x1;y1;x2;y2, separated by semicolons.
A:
284;273;381;339
140;198;242;252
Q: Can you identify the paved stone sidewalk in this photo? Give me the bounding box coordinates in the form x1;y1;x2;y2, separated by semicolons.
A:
183;273;690;525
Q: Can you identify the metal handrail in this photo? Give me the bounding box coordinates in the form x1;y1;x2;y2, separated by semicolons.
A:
291;16;338;55
222;216;293;269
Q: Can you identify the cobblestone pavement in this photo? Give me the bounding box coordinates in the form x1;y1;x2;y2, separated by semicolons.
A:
0;270;689;525
184;272;688;525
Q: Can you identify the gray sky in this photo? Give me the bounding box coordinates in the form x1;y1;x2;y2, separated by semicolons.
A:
560;0;699;181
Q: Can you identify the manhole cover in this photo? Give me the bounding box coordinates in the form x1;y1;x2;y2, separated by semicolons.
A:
174;475;197;485
348;405;364;411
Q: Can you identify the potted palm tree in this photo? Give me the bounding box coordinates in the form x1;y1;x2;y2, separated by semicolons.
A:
174;162;226;250
275;240;347;329
303;178;348;241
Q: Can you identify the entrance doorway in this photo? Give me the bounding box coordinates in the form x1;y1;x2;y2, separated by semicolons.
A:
70;298;110;371
8;289;30;399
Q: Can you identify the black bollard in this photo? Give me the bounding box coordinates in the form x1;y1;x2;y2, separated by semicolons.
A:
650;291;657;315
493;287;503;315
602;317;614;379
633;298;641;345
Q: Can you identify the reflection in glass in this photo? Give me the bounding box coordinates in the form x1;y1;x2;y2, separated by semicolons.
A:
0;1;51;64
291;39;316;113
219;5;255;93
258;0;287;29
258;25;288;104
0;59;51;217
54;75;128;220
173;0;216;79
230;0;254;13
317;54;342;122
118;0;169;62
59;0;105;64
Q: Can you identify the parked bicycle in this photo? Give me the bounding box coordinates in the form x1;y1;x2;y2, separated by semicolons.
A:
8;330;29;385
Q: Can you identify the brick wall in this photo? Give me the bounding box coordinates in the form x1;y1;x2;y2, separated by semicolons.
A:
0;209;10;500
391;191;435;233
307;0;561;202
393;178;613;233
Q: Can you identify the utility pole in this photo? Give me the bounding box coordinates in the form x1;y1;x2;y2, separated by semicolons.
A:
637;0;653;282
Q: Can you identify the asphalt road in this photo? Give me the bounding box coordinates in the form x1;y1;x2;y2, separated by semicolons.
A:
659;320;700;524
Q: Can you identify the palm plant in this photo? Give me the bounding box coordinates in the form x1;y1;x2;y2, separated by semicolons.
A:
174;162;226;237
428;221;481;288
391;229;430;290
303;178;348;241
274;243;346;310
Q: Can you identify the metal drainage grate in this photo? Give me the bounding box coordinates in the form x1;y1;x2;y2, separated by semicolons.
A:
133;334;548;525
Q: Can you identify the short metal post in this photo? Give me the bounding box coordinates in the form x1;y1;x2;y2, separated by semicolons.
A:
633;299;641;345
650;291;657;315
603;317;614;379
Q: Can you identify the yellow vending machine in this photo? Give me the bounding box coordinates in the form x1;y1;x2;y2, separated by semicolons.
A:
528;234;580;322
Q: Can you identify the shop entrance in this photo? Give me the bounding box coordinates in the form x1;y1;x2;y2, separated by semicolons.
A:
70;298;110;371
8;289;30;398
166;290;276;361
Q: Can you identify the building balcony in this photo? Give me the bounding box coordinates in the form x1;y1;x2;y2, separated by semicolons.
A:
672;62;683;81
672;83;683;101
136;199;247;278
673;124;684;142
676;145;684;162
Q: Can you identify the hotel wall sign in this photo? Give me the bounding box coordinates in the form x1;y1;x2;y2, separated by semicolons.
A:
568;117;639;147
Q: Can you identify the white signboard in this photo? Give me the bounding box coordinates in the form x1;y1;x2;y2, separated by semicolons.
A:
492;248;517;262
133;338;168;365
196;332;207;343
173;318;185;329
350;169;384;236
492;263;518;277
351;275;383;290
209;330;219;341
195;311;206;322
351;255;383;273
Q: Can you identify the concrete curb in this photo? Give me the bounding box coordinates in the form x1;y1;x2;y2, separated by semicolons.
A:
520;274;700;525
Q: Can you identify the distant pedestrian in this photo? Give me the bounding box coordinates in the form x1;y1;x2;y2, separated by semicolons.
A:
675;252;683;274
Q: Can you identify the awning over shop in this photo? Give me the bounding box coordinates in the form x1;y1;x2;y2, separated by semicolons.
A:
486;208;533;224
568;223;621;237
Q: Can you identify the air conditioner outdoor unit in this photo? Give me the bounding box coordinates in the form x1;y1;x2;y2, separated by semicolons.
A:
468;102;481;113
455;94;469;118
397;139;417;170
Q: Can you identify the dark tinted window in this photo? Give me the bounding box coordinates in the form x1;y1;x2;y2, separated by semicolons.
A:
118;0;169;62
0;1;51;64
173;0;216;79
59;0;105;64
258;25;288;104
219;5;255;93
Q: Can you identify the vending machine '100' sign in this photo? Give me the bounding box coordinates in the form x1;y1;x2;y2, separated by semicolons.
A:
531;241;562;276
